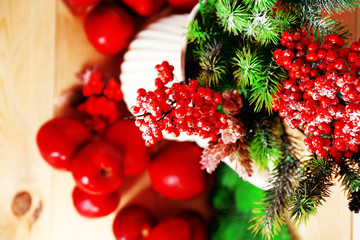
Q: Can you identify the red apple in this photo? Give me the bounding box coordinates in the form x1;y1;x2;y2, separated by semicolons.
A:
84;3;136;55
121;0;166;16
112;205;157;240
70;140;124;195
72;186;121;218
36;116;91;170
166;0;198;11
103;120;150;176
177;211;208;240
148;142;207;201
147;217;192;240
68;0;101;8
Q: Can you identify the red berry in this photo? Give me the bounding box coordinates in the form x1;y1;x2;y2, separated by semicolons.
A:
72;186;120;218
112;205;156;240
84;3;136;55
71;140;124;195
307;42;319;52
351;41;360;52
36;117;91;170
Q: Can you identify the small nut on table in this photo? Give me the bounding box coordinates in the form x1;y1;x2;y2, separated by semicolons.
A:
11;191;32;218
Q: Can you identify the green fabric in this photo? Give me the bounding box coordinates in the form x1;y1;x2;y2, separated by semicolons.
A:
210;163;292;240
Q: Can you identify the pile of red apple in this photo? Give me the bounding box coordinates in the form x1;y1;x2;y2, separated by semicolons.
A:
36;70;209;240
63;0;199;56
35;0;209;239
36;114;208;239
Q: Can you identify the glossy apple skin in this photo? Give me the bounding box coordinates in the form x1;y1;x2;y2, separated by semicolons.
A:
147;217;192;240
148;142;207;201
72;186;121;218
84;3;136;55
166;0;198;11
177;211;208;240
36;116;91;171
103;120;150;176
69;0;101;8
70;140;124;195
121;0;166;16
112;205;156;240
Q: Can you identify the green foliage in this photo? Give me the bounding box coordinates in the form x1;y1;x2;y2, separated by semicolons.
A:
216;0;249;36
210;163;292;240
289;156;334;225
247;117;282;169
244;10;280;45
186;19;210;44
337;157;360;196
299;0;360;14
251;131;302;240
198;41;228;87
243;0;277;11
232;45;263;87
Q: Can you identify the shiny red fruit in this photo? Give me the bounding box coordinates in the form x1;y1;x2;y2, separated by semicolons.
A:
148;142;207;201
72;186;120;218
112;205;156;240
121;0;166;16
147;217;192;240
68;0;101;8
36;116;91;171
103;120;150;176
177;211;208;240
84;3;136;55
71;140;124;195
166;0;198;11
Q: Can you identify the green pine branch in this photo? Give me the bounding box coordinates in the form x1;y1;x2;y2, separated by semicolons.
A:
300;0;360;14
337;157;360;197
245;10;280;45
216;0;249;36
247;117;282;169
186;19;210;44
250;130;302;240
289;156;334;225
198;41;227;87
249;60;285;113
243;0;277;12
232;45;263;87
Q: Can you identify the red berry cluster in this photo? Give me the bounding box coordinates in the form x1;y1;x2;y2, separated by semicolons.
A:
272;29;360;162
131;61;228;146
77;69;124;132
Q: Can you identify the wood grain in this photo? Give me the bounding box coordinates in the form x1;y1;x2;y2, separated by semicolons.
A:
0;1;359;239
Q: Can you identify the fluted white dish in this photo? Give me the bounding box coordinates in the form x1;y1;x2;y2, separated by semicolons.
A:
120;11;270;189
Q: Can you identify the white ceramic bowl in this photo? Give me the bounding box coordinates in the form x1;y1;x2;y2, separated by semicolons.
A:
120;10;270;189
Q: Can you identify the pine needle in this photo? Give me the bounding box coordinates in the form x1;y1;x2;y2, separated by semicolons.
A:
337;157;360;197
289;156;334;225
198;41;227;87
216;0;249;36
232;45;263;87
186;19;210;44
247;117;282;169
250;130;301;240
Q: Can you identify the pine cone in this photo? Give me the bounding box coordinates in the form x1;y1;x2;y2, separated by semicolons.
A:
221;89;243;116
200;138;253;179
220;117;247;144
348;191;360;213
228;141;253;179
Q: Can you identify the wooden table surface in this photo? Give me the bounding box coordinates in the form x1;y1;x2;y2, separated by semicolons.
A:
0;1;359;239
